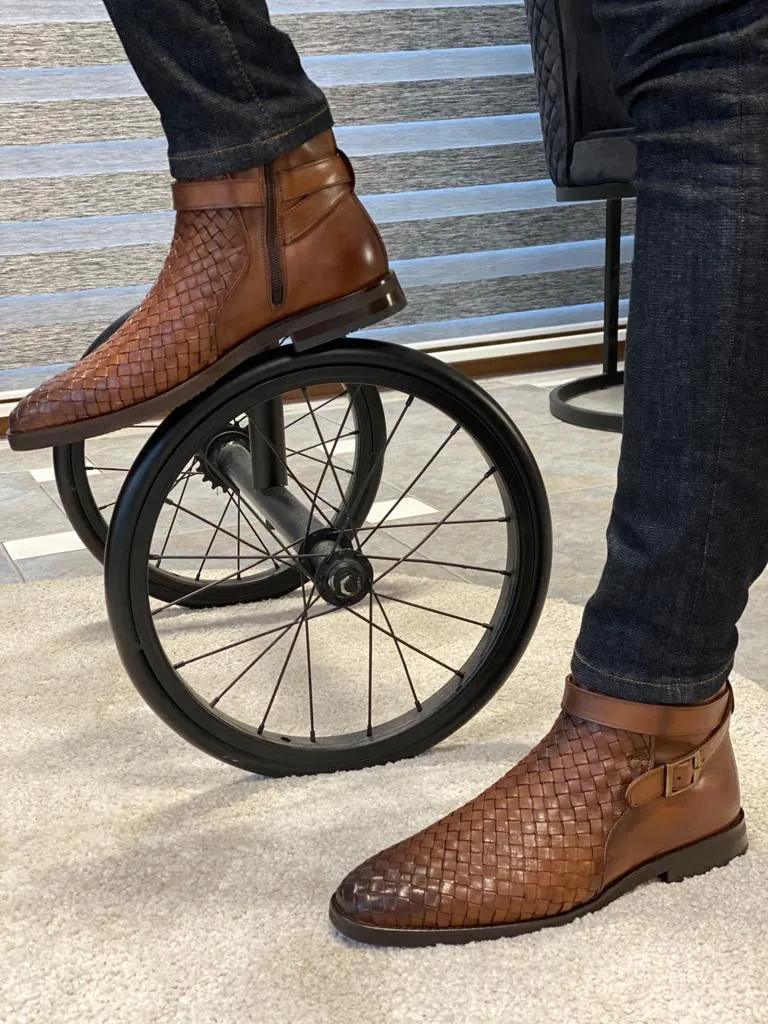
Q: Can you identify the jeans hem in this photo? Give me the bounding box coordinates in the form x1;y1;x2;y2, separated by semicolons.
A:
168;105;334;179
570;648;732;705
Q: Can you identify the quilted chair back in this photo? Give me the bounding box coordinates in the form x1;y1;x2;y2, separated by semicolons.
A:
525;0;633;189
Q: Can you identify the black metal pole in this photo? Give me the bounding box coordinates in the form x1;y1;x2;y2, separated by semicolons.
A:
248;398;287;490
603;197;622;381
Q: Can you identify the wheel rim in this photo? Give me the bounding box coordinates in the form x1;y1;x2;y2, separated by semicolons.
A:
107;345;550;769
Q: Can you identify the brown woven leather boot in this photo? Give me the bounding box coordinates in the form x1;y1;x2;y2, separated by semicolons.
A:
8;130;405;451
330;677;747;946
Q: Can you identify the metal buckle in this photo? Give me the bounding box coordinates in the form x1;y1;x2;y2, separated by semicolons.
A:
664;750;703;797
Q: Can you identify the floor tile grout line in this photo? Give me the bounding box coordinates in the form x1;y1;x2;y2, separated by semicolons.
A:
1;542;25;583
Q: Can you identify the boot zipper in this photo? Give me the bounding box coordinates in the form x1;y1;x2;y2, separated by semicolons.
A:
264;163;284;307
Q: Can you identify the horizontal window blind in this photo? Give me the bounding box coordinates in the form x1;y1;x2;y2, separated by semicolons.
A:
0;0;633;380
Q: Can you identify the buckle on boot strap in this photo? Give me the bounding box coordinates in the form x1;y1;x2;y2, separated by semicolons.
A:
664;750;703;796
626;691;733;808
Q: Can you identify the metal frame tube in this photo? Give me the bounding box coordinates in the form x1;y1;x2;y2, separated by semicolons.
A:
248;399;287;490
210;439;325;548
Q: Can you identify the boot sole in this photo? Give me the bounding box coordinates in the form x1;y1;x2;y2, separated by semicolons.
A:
329;809;748;947
7;272;406;451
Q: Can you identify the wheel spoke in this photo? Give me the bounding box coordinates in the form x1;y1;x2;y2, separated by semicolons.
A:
155;553;255;561
371;592;422;711
152;535;309;616
302;388;350;510
358;516;510;531
334;394;413;539
366;589;374;737
374;590;492;629
233;494;283;572
257;610;306;734
209;618;298;707
209;591;325;707
292;388;358;548
311;491;341;516
285;449;354;476
194;494;234;580
236;501;243;578
285;430;358;459
154;468;194;567
371;468;499;587
365;554;511;577
283;390;346;430
159;497;266;556
301;577;316;742
360;424;459;548
150;550;299;567
246;416;338;535
175;596;334;670
153;555;271;615
342;601;463;678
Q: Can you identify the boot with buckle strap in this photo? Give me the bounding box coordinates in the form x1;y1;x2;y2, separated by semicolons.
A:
330;676;747;946
7;129;405;451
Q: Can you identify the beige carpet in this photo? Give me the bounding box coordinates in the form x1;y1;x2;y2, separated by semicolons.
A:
2;577;766;1024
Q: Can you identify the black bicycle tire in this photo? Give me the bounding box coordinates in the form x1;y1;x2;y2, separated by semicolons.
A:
104;340;552;776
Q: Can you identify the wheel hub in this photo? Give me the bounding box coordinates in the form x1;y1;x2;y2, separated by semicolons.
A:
315;548;374;607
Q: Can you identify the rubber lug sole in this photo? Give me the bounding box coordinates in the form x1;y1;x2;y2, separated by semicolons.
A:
329;809;748;947
7;272;406;451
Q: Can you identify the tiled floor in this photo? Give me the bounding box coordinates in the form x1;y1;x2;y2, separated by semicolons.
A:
1;369;766;690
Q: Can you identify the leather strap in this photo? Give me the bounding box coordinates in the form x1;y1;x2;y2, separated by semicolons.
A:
278;155;353;201
173;178;266;210
172;155;353;210
626;690;734;806
562;676;730;737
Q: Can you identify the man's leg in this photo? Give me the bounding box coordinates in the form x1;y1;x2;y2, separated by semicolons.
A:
7;0;404;452
329;0;765;945
573;0;768;705
102;0;333;178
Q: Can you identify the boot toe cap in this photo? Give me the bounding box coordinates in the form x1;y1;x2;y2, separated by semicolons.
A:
9;377;77;437
332;852;464;934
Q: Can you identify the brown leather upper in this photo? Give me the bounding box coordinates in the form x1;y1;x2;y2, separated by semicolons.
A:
334;678;740;931
9;130;388;438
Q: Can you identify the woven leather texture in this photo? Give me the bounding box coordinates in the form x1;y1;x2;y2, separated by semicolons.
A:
10;209;246;431
525;0;570;187
10;133;388;444
335;712;652;930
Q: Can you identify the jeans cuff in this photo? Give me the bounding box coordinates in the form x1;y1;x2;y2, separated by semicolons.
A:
570;647;732;706
168;105;334;179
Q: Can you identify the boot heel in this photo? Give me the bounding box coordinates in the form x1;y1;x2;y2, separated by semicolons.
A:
659;810;748;883
291;272;407;352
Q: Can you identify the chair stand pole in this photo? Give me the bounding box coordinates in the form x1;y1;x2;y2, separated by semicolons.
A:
548;197;625;433
603;197;622;381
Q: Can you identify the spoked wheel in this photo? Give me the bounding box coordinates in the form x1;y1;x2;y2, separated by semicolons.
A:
105;340;552;776
52;311;385;606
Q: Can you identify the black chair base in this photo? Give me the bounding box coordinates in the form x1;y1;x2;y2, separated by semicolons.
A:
549;371;624;433
547;196;625;434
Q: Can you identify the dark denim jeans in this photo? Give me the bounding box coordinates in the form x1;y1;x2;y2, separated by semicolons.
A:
104;0;768;705
102;0;332;178
573;0;768;703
